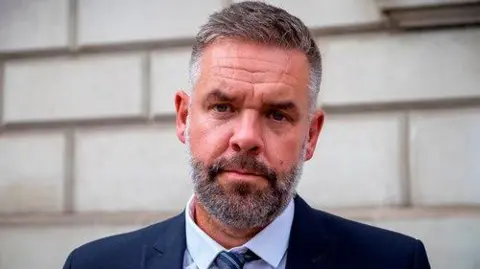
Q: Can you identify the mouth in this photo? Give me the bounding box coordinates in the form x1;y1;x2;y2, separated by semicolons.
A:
221;169;266;181
224;169;264;177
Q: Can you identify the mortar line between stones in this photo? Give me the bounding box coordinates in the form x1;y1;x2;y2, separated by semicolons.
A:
142;53;153;119
0;22;394;60
0;116;174;134
323;98;480;114
63;129;76;213
68;0;79;51
400;112;412;207
0;61;5;127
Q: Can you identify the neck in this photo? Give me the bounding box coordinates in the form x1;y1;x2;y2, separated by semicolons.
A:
194;200;263;249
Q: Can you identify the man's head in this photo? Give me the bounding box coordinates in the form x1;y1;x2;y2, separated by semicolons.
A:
175;1;324;229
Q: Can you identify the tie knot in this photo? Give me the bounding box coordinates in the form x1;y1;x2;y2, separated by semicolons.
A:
215;250;260;269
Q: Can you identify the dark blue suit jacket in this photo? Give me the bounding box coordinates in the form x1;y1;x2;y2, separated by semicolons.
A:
63;196;430;269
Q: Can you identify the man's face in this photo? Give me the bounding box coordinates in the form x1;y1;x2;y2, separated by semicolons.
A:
175;39;323;228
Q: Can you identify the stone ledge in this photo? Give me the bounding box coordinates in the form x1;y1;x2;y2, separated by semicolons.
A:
1;206;479;227
0;116;174;134
376;0;480;28
322;97;480;114
376;0;479;10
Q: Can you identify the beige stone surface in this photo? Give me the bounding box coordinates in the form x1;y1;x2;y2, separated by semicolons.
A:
0;225;142;269
77;0;224;46
234;0;381;27
3;54;144;122
410;108;480;205
74;125;192;211
318;29;480;105
1;3;479;269
0;133;65;213
0;0;68;52
374;217;480;269
151;47;192;115
298;113;404;207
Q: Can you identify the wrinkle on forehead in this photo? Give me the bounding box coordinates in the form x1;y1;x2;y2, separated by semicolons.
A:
197;39;310;95
209;66;301;87
205;40;307;71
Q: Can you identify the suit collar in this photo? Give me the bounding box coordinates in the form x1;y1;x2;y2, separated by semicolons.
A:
286;195;335;269
140;195;335;269
143;212;186;269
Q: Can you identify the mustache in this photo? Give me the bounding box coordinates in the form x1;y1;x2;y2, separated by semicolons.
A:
207;154;277;183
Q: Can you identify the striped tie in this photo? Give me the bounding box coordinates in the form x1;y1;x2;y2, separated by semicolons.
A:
214;250;260;269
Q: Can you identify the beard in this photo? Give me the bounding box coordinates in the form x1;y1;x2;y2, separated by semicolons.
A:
188;149;306;229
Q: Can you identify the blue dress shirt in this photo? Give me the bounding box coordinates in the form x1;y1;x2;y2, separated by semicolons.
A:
183;196;295;269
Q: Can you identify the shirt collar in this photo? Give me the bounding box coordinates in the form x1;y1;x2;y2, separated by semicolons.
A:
242;198;294;267
185;196;224;269
185;195;295;269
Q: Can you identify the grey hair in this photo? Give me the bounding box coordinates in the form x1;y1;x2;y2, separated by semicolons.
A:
188;1;322;114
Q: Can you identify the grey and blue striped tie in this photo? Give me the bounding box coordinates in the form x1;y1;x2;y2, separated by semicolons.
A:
214;250;260;269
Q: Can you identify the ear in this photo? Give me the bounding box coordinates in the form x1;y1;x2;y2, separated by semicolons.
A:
304;110;325;161
175;90;190;144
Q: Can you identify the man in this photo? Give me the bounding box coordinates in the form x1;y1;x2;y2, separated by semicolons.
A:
63;2;430;269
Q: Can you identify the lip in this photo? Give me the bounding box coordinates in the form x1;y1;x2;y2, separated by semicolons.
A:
222;170;265;181
224;169;263;177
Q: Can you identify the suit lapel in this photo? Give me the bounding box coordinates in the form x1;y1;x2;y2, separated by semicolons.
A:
140;197;335;269
143;212;187;269
286;196;335;269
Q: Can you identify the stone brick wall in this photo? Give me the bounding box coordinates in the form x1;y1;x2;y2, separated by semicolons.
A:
1;1;479;269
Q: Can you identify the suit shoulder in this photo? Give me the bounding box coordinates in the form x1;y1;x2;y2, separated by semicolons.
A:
307;208;430;268
77;214;179;251
66;213;183;268
312;208;419;249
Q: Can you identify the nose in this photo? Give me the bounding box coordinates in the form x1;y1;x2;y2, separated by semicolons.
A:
230;112;264;155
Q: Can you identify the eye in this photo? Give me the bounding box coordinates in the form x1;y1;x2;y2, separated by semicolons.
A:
212;104;233;113
268;110;288;122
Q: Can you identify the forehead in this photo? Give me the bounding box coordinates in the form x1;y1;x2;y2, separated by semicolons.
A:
195;39;310;99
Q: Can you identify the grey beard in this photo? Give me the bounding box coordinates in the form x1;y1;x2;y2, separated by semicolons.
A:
189;153;304;229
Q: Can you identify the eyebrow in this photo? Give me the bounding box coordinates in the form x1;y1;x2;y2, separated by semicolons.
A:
205;89;236;103
204;89;300;114
265;101;297;111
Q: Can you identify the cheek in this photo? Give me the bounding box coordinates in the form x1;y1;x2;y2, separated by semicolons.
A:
188;118;231;162
266;130;305;170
